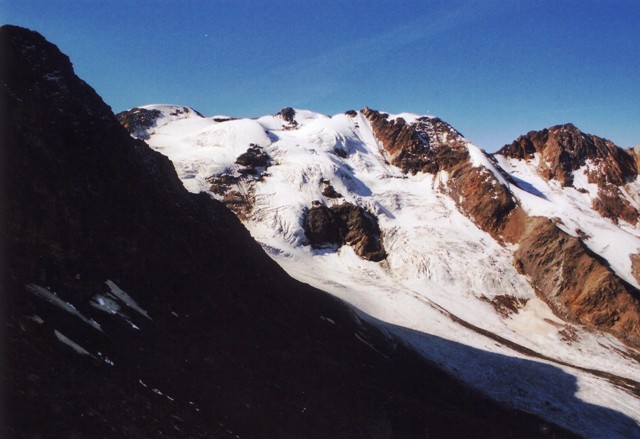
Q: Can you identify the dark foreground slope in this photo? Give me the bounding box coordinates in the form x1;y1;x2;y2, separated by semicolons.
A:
0;25;576;438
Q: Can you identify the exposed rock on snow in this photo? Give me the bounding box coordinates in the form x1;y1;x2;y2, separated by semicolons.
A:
234;143;270;174
320;178;342;198
276;106;298;128
498;124;639;224
116;107;162;139
303;201;386;261
117;105;204;140
303;203;341;247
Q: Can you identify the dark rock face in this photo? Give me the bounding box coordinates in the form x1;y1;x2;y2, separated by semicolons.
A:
515;217;640;347
116;107;162;139
304;204;342;246
498;124;638;224
304;202;386;261
235;143;270;173
320;178;343;198
2;25;579;439
276;106;297;127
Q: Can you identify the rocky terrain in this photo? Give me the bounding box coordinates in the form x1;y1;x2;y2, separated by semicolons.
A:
1;24;589;439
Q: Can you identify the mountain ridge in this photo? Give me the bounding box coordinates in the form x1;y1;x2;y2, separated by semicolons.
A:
3;24;589;439
117;100;640;436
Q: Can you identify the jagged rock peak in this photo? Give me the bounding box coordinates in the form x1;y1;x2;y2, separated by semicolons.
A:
361;106;468;175
276;106;297;125
498;123;636;187
498;123;639;224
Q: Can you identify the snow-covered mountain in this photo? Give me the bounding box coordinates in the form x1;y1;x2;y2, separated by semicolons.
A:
118;104;640;437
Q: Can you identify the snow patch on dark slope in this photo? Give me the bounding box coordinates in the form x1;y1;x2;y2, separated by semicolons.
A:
122;98;640;436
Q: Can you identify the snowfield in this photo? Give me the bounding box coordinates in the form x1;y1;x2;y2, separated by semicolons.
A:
137;104;640;438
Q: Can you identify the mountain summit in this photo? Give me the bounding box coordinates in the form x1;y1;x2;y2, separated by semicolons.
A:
498;123;638;224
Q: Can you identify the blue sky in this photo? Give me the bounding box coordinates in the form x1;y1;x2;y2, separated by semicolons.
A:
3;0;639;151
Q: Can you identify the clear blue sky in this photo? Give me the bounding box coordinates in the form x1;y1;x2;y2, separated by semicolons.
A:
3;0;639;151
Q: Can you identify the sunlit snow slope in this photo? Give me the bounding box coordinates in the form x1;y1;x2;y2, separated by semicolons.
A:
121;104;640;438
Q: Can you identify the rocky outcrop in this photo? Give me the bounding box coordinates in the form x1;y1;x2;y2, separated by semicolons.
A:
117;106;203;140
235;143;270;174
304;203;342;246
205;145;271;218
592;186;638;225
320;178;342;198
207;173;241;195
515;217;640;346
362;107;470;175
481;295;529;318
276;106;297;128
499;124;636;186
363;107;442;174
116;107;162;139
446;160;521;242
499;124;639;224
303;202;386;261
